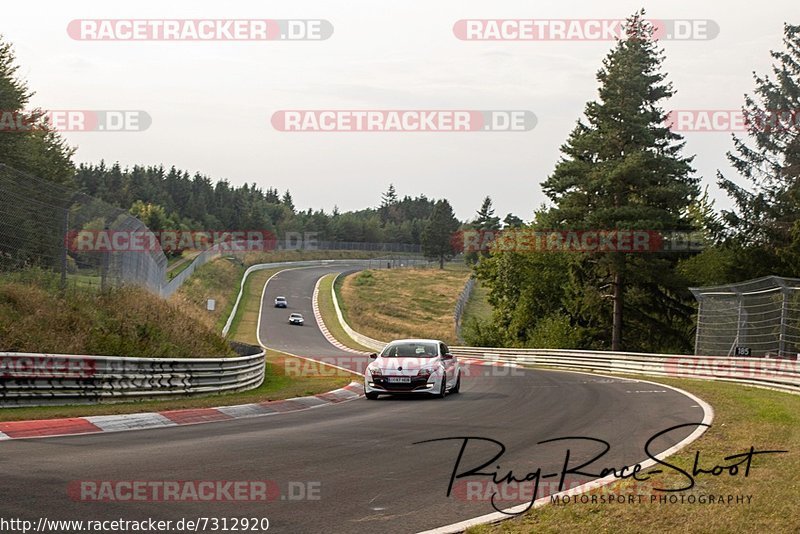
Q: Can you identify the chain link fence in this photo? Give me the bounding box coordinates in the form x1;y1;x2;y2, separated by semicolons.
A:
0;163;167;292
691;276;800;358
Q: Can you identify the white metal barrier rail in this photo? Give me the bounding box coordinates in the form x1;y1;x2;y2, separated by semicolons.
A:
329;271;386;352
0;342;264;407
325;278;800;395
449;347;800;394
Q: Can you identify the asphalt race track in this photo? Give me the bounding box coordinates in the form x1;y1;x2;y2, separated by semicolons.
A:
0;265;707;533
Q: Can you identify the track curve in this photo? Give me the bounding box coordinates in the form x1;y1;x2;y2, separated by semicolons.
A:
0;264;709;534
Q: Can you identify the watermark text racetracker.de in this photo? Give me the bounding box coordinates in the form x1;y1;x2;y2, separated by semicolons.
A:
0;354;96;378
453;19;719;41
68;19;333;41
0;110;150;132
666;109;800;132
67;230;324;253
271;110;536;132
283;356;524;378
457;229;707;254
68;479;320;502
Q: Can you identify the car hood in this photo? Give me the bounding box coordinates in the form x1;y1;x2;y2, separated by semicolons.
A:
372;356;441;376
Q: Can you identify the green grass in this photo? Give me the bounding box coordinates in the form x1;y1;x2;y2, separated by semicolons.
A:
316;273;375;352
171;257;245;332
337;268;471;344
461;280;493;325
467;375;800;534
0;349;353;422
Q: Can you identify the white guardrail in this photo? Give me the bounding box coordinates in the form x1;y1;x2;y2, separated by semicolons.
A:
329;271;386;352
327;274;800;395
0;342;264;407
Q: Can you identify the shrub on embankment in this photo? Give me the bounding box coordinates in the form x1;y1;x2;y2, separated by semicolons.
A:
0;271;235;357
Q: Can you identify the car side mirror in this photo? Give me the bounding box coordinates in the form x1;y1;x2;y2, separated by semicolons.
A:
443;353;453;360
369;353;378;359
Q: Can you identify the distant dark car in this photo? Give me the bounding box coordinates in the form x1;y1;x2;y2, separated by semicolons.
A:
274;296;288;308
288;313;304;326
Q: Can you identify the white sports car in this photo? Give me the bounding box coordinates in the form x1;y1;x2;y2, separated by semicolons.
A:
364;339;461;399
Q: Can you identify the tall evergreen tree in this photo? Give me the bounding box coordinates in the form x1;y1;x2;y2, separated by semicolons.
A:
381;184;398;206
465;196;501;264
281;190;295;212
718;23;800;276
0;36;74;183
379;183;399;225
473;196;501;230
422;199;460;269
540;10;699;351
503;213;524;228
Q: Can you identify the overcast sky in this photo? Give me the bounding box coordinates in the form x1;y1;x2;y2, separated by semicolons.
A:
3;0;796;221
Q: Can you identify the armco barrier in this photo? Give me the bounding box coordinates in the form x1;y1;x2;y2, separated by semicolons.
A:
326;283;800;395
448;347;800;394
0;342;265;407
454;277;476;342
329;271;385;352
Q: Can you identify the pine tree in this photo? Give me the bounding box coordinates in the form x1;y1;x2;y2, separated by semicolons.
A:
474;196;501;230
718;23;800;275
381;184;398;207
503;213;524;228
281;190;295;212
0;36;74;183
541;10;699;351
422;200;460;269
379;183;399;225
464;196;501;264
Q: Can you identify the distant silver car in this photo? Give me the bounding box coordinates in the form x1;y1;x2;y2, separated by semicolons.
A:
288;313;304;326
274;296;288;308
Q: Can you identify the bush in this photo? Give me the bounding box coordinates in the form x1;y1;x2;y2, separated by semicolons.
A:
0;276;235;357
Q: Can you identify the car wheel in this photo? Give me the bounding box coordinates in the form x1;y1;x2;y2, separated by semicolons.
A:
365;391;379;400
451;372;461;394
437;376;446;399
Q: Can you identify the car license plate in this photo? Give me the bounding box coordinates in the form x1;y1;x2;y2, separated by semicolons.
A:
387;377;411;383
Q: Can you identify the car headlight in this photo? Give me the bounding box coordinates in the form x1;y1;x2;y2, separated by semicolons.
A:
417;367;436;377
368;366;382;377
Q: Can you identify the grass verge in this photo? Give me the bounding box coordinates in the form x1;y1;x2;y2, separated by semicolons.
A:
0;349;353;422
316;273;375;352
338;268;471;344
461;280;492;326
0;269;234;358
170;256;244;332
467;374;799;533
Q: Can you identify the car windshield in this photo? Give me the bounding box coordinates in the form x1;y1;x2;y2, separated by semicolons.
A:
380;342;438;358
276;297;286;301
290;314;302;318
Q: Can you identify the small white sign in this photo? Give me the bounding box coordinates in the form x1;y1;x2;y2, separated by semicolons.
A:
207;299;216;311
